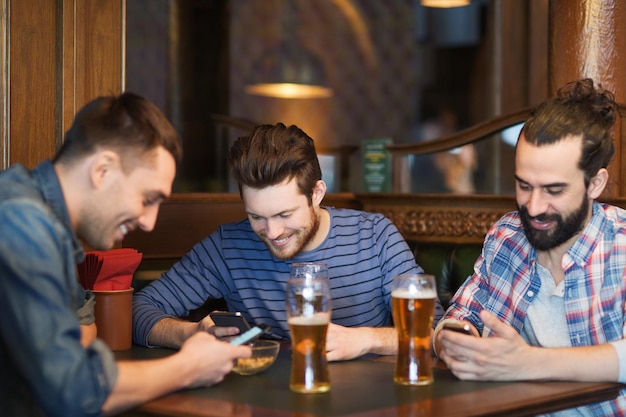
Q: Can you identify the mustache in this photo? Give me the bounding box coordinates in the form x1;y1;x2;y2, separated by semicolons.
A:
259;232;290;241
531;213;559;222
518;206;559;222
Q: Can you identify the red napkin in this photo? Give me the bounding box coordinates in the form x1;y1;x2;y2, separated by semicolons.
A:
77;252;103;290
77;248;142;290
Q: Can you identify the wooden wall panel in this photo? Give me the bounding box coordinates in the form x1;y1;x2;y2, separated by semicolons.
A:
0;1;8;169
71;0;124;116
549;0;626;197
9;0;58;169
1;0;124;170
527;0;549;106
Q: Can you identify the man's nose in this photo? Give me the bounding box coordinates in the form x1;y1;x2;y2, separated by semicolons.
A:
526;189;548;217
137;206;160;232
264;219;284;239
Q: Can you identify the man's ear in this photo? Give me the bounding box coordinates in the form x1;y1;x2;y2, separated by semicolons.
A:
89;150;120;190
312;180;327;206
587;168;609;199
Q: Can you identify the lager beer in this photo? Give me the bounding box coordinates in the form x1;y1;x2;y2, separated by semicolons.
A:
286;263;331;393
391;274;437;386
288;314;330;393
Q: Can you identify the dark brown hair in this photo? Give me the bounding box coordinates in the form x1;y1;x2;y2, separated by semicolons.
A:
227;123;322;205
53;92;182;170
521;78;617;186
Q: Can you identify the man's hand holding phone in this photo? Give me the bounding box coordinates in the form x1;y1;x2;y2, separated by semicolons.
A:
206;311;254;341
442;321;474;336
435;320;478;359
209;311;251;332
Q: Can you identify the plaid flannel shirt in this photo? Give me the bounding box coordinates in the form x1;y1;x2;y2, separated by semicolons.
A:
445;201;626;415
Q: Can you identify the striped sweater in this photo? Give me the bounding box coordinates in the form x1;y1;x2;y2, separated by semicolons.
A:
133;207;443;343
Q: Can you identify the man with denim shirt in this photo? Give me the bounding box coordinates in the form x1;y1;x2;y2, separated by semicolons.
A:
434;78;626;415
0;93;250;417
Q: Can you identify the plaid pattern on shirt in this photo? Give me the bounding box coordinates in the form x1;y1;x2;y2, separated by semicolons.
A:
445;201;626;415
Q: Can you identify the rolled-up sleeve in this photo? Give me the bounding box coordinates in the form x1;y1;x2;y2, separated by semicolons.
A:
610;339;626;383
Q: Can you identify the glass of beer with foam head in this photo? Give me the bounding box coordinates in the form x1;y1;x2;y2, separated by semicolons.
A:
286;262;331;393
392;273;437;386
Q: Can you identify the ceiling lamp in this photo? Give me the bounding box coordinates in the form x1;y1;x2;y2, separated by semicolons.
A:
245;41;333;99
421;0;471;8
245;0;333;99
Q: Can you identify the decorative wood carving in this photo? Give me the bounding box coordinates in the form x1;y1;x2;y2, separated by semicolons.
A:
357;195;515;244
377;207;506;244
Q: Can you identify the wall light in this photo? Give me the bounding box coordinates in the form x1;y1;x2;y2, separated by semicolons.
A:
245;0;333;99
245;41;333;99
421;0;471;8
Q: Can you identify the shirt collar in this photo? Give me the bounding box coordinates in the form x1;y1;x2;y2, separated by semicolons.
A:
565;200;604;268
32;160;85;263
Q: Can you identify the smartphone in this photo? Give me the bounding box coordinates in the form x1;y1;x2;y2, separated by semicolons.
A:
209;311;251;333
442;321;473;336
229;324;271;346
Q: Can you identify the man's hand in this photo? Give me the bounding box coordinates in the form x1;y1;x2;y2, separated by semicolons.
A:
148;316;240;348
197;315;241;340
177;332;252;388
438;310;536;381
325;323;397;361
80;323;97;347
104;332;252;415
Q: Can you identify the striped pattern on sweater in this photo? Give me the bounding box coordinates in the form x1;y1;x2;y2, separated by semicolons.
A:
133;207;429;342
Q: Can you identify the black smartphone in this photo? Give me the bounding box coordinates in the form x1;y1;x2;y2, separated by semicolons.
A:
209;311;251;333
442;321;473;336
229;324;271;346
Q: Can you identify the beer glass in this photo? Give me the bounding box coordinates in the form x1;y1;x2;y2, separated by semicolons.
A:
391;273;437;386
286;262;331;393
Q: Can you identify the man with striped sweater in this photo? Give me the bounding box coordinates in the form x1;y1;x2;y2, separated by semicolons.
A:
134;122;444;361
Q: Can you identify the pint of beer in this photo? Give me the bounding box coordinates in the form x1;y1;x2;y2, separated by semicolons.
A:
391;273;437;386
286;262;331;393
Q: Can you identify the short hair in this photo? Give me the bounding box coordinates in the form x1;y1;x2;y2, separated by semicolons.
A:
521;78;618;186
53;92;182;170
227;123;322;204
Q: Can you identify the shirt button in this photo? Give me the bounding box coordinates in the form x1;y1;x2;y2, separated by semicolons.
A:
527;290;534;297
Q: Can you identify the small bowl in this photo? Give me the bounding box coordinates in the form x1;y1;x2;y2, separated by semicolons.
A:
232;340;280;375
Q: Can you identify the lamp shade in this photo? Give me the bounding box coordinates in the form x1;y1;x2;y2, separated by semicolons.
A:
421;0;470;7
245;41;333;99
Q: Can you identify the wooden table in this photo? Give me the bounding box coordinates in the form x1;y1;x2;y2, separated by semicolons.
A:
117;345;623;417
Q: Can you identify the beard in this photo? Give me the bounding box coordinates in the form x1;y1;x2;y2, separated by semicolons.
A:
260;207;320;260
518;196;589;251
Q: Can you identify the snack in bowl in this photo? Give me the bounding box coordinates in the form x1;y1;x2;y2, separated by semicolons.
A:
232;340;280;375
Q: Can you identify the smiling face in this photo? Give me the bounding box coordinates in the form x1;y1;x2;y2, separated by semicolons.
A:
77;146;176;250
242;177;326;259
514;133;597;251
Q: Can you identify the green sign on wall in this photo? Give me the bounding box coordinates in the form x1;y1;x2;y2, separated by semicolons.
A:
362;138;392;192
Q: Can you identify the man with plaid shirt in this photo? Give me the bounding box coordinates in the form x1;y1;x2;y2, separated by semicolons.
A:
435;78;626;415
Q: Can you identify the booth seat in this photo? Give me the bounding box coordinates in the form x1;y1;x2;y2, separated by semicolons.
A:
410;242;482;310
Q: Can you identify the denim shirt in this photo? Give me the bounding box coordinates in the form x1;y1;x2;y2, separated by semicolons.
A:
0;161;117;417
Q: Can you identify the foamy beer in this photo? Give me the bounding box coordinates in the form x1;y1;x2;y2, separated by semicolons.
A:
392;273;437;385
286;262;331;393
